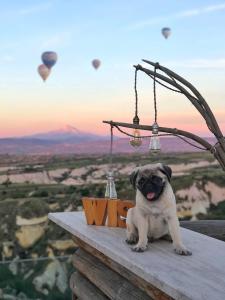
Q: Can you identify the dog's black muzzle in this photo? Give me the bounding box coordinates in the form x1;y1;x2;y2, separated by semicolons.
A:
137;175;165;201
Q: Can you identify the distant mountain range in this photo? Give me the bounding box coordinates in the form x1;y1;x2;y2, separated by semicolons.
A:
0;125;216;155
23;125;109;143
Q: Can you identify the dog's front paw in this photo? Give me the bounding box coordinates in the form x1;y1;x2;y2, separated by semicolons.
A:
126;238;137;245
131;245;147;252
126;233;138;245
174;246;192;256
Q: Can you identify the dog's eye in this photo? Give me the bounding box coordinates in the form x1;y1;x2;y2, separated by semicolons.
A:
152;176;162;184
139;178;145;185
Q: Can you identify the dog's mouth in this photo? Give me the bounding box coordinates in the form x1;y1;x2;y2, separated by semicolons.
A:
137;175;165;201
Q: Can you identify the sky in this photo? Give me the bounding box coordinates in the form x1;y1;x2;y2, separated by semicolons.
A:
0;0;225;138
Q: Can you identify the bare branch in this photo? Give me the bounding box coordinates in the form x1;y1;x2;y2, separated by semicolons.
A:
142;60;225;142
135;64;214;132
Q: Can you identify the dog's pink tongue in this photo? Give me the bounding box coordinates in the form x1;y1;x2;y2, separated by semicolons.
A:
147;192;155;200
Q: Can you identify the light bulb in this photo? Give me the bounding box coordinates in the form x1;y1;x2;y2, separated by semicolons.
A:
149;135;161;153
129;129;142;147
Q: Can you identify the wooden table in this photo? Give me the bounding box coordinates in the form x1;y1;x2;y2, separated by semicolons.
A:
48;211;225;300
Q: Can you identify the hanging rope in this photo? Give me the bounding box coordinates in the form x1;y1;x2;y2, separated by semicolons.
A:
133;68;139;124
134;69;138;118
153;64;158;123
109;124;114;165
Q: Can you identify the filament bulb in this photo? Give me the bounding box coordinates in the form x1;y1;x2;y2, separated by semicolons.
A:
129;128;142;147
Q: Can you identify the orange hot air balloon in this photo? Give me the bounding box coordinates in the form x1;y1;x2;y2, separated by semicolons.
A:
92;59;101;69
38;64;51;81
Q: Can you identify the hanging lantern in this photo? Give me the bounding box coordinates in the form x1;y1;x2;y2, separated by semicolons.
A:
149;64;161;154
149;135;161;153
149;122;161;153
105;171;117;199
130;128;142;147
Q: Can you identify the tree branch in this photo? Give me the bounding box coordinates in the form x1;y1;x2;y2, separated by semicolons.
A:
142;60;225;143
103;120;212;150
135;64;214;133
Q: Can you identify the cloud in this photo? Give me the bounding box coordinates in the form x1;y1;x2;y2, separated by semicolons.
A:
0;55;15;64
40;31;72;49
163;58;225;69
18;2;53;16
127;3;225;30
0;1;53;19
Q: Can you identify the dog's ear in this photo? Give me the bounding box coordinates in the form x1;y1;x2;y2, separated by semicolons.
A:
130;169;139;189
160;165;172;182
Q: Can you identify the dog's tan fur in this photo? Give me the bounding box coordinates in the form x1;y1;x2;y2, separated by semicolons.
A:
126;163;192;255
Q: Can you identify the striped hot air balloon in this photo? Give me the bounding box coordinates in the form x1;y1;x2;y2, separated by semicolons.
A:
41;51;58;69
38;64;51;81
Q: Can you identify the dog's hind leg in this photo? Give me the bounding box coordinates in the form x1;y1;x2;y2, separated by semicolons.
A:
167;215;192;256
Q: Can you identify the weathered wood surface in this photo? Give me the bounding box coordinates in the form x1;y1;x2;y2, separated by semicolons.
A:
49;212;225;300
180;220;225;241
70;271;109;300
72;236;171;300
73;248;152;300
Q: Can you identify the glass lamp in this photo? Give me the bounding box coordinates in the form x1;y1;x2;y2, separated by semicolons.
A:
105;171;117;199
149;122;161;153
129;128;142;147
129;115;142;147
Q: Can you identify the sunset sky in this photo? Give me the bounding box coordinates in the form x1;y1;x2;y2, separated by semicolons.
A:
1;0;225;138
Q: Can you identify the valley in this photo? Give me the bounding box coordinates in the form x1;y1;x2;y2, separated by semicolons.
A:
0;152;224;299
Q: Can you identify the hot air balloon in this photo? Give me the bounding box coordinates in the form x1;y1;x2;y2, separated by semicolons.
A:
41;51;57;69
38;64;51;81
92;59;101;70
161;27;171;39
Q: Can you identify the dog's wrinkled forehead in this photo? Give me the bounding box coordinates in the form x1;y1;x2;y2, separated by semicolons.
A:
137;168;159;179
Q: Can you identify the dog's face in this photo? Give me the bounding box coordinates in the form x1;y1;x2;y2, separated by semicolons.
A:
130;163;172;201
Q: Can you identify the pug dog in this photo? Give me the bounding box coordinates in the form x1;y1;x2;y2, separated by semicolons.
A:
126;163;192;255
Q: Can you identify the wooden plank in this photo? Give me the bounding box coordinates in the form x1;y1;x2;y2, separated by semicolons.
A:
49;212;225;300
180;220;225;241
70;272;109;300
73;248;152;300
72;236;171;300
